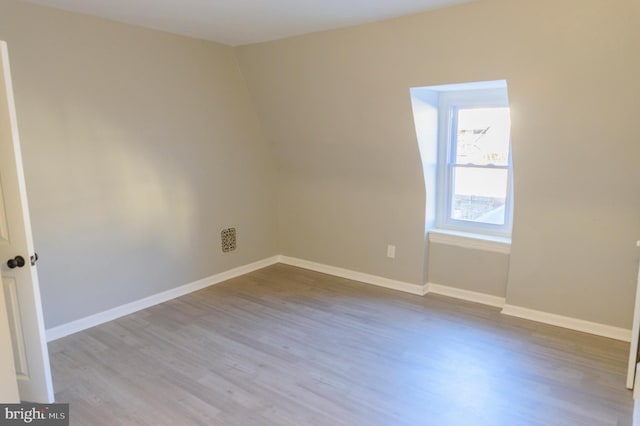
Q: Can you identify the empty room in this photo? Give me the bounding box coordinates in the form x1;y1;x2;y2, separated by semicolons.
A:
0;0;639;424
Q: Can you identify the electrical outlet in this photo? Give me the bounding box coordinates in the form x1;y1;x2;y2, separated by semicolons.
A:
387;244;396;259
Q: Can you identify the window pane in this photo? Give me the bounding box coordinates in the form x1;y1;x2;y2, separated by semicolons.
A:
451;167;508;225
455;107;510;166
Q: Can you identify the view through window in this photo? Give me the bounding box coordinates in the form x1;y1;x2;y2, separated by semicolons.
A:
450;107;511;225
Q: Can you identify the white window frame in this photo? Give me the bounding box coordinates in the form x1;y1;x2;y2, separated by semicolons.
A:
436;88;513;237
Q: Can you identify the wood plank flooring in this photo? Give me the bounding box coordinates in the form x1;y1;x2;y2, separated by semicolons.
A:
48;264;633;425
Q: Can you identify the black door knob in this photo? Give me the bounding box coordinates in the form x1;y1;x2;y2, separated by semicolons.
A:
7;256;25;269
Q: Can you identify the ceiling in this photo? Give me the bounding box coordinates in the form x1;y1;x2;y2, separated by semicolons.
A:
21;0;476;46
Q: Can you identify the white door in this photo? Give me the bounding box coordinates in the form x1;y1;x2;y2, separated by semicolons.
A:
0;40;54;403
0;274;20;403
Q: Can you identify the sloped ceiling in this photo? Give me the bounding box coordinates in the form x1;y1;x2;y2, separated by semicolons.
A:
19;0;476;45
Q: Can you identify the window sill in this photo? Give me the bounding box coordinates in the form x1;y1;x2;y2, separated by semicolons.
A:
428;229;511;254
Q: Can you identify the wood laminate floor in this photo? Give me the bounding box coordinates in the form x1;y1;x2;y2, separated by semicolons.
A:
49;264;633;425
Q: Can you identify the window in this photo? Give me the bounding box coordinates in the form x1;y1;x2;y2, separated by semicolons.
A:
437;88;513;236
410;81;513;239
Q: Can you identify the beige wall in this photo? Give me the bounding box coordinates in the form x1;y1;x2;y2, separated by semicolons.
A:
279;173;425;284
428;243;509;298
0;0;278;328
237;0;640;328
1;0;639;331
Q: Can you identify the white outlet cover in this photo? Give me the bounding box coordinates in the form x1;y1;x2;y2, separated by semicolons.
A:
387;245;396;258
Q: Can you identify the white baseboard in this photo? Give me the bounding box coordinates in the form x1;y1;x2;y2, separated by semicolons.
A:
46;254;633;345
278;255;427;296
46;256;280;342
426;282;506;308
424;282;630;342
275;259;631;342
501;304;631;342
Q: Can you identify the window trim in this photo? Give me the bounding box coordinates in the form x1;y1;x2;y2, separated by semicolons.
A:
436;88;513;237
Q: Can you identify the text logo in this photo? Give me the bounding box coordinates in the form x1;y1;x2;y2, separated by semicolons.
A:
0;403;68;425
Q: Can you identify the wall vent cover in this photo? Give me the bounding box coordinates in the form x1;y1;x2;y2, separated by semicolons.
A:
221;227;237;253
